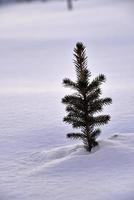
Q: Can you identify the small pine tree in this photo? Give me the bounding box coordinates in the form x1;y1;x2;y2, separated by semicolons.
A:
62;42;112;152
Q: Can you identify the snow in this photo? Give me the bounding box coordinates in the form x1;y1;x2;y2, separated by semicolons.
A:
1;133;134;200
0;0;134;199
0;0;134;92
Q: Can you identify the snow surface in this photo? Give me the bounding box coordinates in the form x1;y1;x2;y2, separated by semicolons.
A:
1;133;134;200
0;0;134;199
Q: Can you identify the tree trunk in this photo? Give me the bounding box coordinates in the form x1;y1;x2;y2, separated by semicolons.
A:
67;0;73;10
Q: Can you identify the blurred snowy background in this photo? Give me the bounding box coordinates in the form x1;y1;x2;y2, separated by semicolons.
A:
0;0;134;133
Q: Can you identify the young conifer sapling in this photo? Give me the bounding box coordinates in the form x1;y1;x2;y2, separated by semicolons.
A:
62;42;112;152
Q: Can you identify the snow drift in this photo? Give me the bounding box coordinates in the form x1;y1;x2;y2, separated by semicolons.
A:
3;134;134;200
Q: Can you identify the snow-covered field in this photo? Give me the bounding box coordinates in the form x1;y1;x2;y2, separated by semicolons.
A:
0;0;134;199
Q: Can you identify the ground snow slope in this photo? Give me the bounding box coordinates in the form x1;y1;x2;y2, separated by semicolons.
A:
28;134;134;200
1;134;134;200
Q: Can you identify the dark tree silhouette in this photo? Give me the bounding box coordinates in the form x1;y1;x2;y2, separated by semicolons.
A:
67;0;73;10
62;42;112;152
